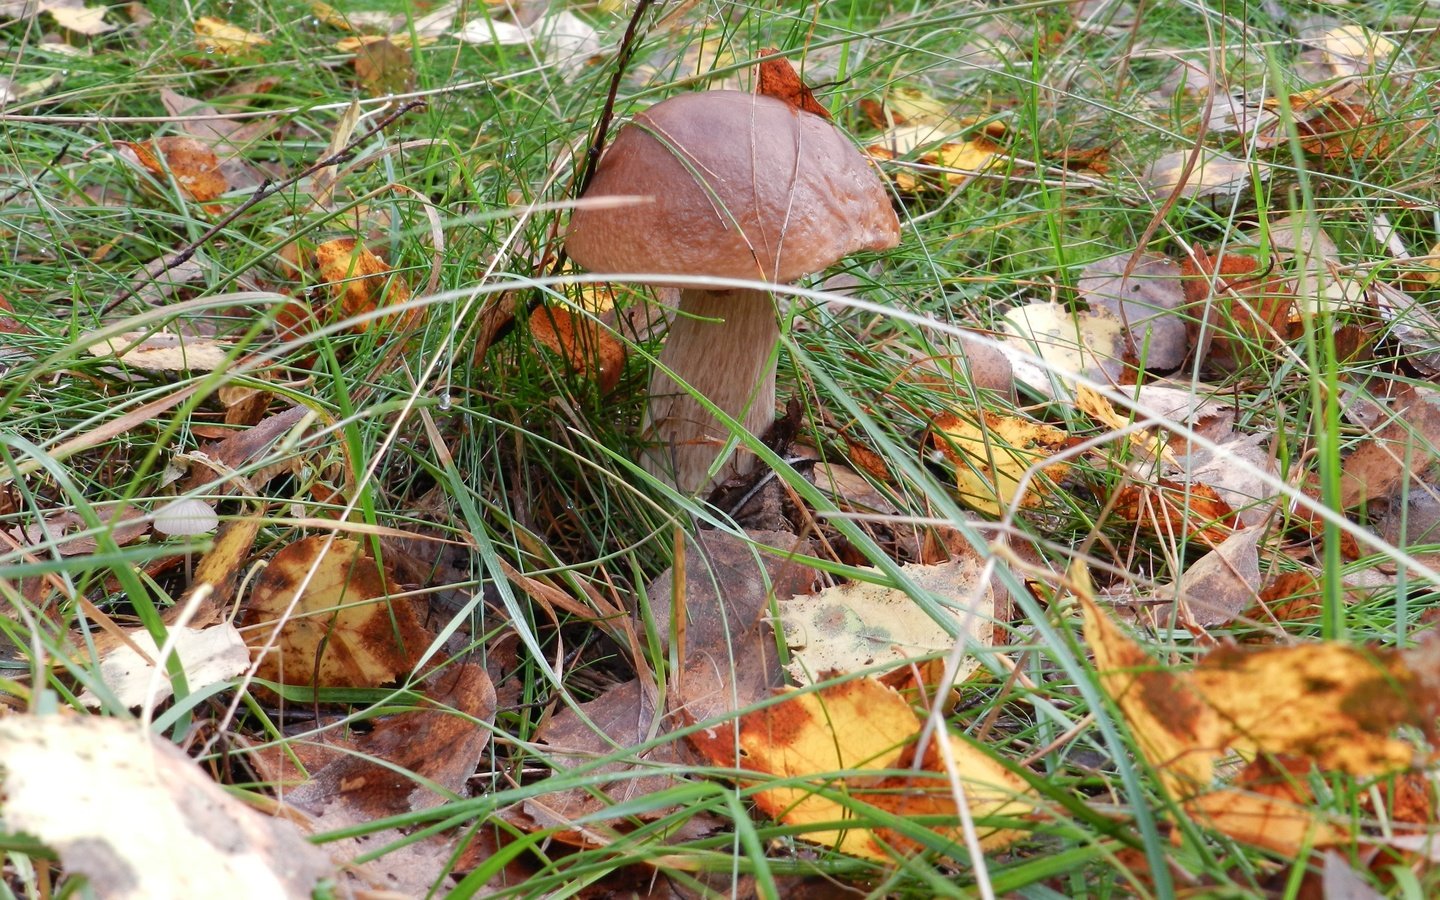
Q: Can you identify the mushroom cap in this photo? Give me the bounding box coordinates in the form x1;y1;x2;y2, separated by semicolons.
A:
567;90;899;284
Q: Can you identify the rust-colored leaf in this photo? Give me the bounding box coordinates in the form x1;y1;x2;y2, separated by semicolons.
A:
528;306;625;394
1110;477;1239;548
1180;246;1298;374
118;137;229;209
755;48;829;118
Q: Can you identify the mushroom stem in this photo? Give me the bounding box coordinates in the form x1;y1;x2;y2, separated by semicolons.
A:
641;287;780;493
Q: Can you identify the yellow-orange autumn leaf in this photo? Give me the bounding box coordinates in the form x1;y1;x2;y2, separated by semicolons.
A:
311;238;416;331
117;137;228;210
687;677;1032;862
194;16;269;55
239;537;432;697
931;409;1070;516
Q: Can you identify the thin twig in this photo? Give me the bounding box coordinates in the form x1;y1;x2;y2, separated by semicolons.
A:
100;99;426;316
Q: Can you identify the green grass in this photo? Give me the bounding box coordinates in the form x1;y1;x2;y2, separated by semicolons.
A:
3;0;1440;896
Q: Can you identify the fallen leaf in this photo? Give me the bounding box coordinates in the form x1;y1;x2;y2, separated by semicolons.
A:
0;715;333;897
311;237;416;331
83;330;236;372
287;662;496;817
1110;477;1238;547
778;557;994;688
686;677;1033;861
352;37;415;97
183;514;265;616
528;306;625;393
116;136;229;208
1144;525;1265;628
240;536;433;696
1076;252;1189;373
931;408;1072;516
42;0;115;34
998;300;1128;394
194;15;269;54
80;623;249;708
1180;245;1296;374
1339;384;1440;508
756;49;829;118
1144;149;1260;199
1315;24;1396;70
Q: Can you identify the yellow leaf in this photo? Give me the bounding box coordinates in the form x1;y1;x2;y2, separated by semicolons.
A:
83;331;236;372
239;537;432;697
1185;790;1349;854
931;409;1070;516
334;33;436;51
689;677;1031;861
1318;24;1396;66
194;16;269;54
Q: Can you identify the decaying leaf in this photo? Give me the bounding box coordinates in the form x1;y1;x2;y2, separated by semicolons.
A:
686;677;1033;862
352;38;415;97
42;0;116;34
931;408;1071;516
528;306;625;393
1077;565;1436;854
83;330;236;372
1142;525;1265;628
1110;477;1238;547
1180;245;1297;374
1144;149;1260;199
778;557;994;688
0;715;333;897
287;662;497;817
998;300;1127;395
1339;384;1440;508
1076;252;1189;373
80;623;249;709
240;536;433;695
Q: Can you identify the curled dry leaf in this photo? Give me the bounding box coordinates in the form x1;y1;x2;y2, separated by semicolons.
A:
1143;524;1265;628
931;408;1071;517
685;677;1034;862
778;557;994;689
311;237;417;331
1109;477;1238;548
0;715;334;898
528;306;625;393
240;536;432;696
84;330;236;372
755;49;829;118
1339;384;1440;508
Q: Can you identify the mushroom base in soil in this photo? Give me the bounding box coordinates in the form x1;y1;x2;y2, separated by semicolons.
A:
641;287;779;491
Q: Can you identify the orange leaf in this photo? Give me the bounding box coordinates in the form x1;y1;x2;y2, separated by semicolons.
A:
756;48;829;119
311;238;416;331
118;137;228;208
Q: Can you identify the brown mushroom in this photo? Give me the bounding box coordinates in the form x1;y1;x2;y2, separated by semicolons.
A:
566;89;899;493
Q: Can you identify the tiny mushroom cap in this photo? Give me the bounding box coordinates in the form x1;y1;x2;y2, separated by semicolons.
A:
566;89;900;494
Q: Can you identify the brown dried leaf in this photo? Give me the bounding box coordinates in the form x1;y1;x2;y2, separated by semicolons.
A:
352;38;415;97
117;137;229;210
1180;246;1297;374
287;663;497;817
1110;477;1239;548
1340;384;1440;508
